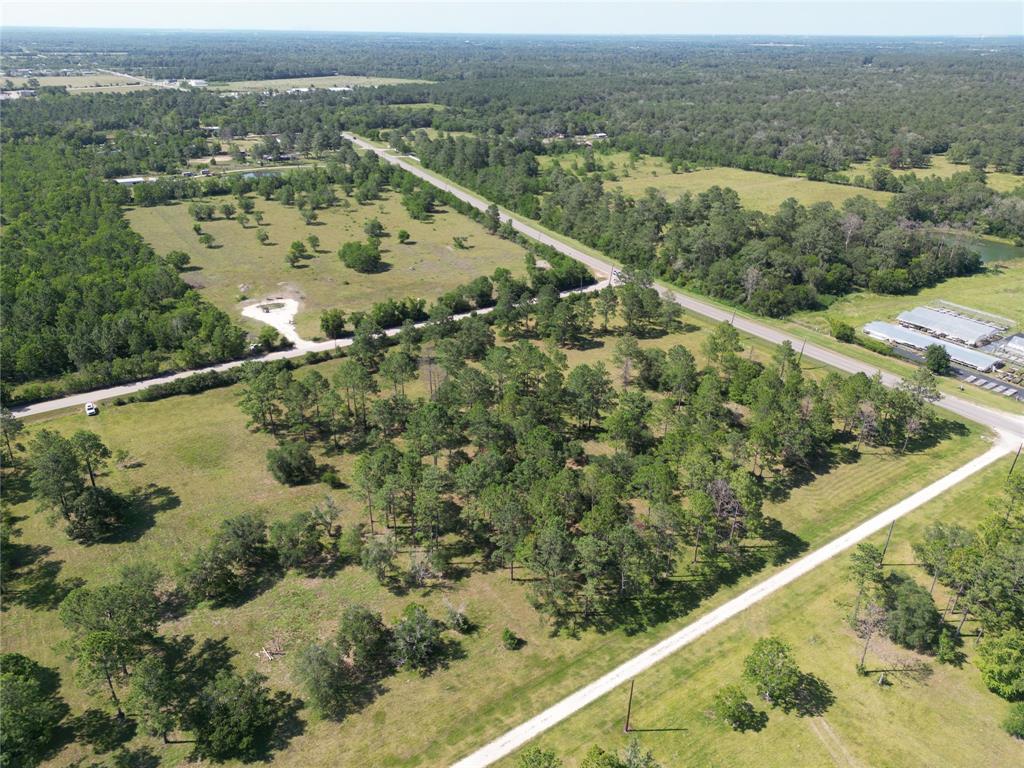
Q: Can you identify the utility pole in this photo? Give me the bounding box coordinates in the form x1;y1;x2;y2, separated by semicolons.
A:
880;519;897;562
623;679;635;733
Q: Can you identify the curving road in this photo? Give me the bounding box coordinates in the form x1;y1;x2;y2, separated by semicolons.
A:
344;133;1024;442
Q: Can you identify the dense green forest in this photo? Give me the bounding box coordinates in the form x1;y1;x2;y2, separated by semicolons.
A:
0;140;245;392
5;31;1023;171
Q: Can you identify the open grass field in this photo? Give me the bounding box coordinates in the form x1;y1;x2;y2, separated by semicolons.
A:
1;311;993;767
126;190;529;339
539;151;893;212
847;154;1024;194
502;454;1023;768
6;72;157;93
207;74;429;92
792;255;1024;335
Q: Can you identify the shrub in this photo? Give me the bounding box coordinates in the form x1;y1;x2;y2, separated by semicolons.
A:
884;573;943;652
711;684;768;732
339;239;382;273
392;604;444;672
976;629;1024;700
828;317;856;343
502;627;521;650
1004;702;1024;739
320;308;347;339
266;442;318;485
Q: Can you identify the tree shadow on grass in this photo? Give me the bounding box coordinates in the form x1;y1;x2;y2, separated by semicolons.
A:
70;709;137;754
3;535;85;612
792;672;836;717
0;468;34;505
106;484;180;544
904;417;970;454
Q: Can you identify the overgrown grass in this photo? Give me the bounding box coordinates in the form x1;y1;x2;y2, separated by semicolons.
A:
501;455;1023;768
1;316;992;767
126;190;528;338
539;151;893;211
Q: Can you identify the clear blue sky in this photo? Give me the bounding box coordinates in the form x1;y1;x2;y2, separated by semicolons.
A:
2;1;1022;37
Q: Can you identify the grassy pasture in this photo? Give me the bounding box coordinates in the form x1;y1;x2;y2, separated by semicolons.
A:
6;73;157;93
503;455;1023;768
1;312;992;767
847;154;1024;194
126;190;528;339
540;151;893;212
208;74;429;92
792;256;1024;335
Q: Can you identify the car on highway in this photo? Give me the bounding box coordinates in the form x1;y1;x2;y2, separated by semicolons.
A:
84;402;98;416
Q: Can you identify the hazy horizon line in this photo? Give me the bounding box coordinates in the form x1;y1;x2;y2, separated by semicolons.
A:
2;26;1022;40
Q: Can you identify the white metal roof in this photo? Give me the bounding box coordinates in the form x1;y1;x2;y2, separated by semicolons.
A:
863;321;1001;371
897;306;1000;346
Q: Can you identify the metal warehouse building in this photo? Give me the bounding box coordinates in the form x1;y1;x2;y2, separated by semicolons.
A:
863;321;1002;372
896;307;1002;347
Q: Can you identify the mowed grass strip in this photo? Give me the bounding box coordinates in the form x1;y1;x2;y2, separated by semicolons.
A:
540;151;893;212
501;456;1023;768
126;190;529;338
1;314;991;767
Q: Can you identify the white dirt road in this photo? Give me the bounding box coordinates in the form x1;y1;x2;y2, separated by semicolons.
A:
450;433;1015;768
240;298;316;351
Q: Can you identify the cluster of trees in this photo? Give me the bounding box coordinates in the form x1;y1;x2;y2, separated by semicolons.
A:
410;133;999;316
236;282;945;634
26;429;129;543
0;139;246;396
910;473;1024;737
517;741;664;768
55;564;296;761
294;600;464;721
715;636;832;730
841;470;1024;737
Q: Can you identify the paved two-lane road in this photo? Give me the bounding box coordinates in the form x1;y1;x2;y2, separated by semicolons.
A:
344;132;1024;442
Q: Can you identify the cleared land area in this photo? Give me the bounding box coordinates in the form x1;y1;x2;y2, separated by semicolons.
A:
540;151;893;211
501;454;1023;768
2;316;992;767
207;74;429;92
848;154;1024;194
6;72;156;93
793;255;1024;336
126;190;528;338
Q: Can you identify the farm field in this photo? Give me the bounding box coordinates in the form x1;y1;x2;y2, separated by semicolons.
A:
847;154;1024;194
207;74;430;92
1;318;991;768
792;254;1024;336
502;455;1023;768
6;72;157;93
539;151;893;211
126;190;528;339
